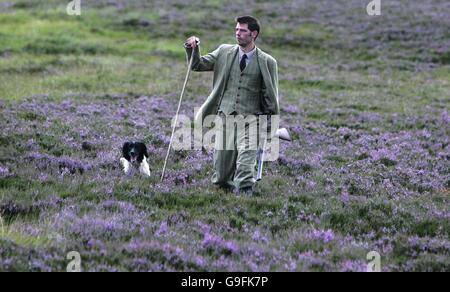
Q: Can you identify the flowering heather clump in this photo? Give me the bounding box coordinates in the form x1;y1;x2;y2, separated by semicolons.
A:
155;221;169;238
0;166;10;177
309;229;335;244
202;232;240;256
26;152;93;174
251;230;269;244
340;260;367;272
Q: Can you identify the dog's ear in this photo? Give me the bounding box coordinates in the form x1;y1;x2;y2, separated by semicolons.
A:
122;142;131;159
139;142;149;158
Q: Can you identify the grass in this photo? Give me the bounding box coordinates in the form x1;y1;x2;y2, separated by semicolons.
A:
1;229;50;248
0;8;190;100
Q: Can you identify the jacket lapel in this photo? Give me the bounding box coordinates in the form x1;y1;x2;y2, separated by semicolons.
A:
222;45;239;90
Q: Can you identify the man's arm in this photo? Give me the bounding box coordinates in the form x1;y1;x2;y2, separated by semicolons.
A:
184;36;221;72
185;45;221;72
261;58;280;115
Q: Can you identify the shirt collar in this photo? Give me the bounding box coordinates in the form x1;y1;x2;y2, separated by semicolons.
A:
239;46;257;60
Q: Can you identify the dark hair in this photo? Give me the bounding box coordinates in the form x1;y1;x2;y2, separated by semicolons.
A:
235;15;261;40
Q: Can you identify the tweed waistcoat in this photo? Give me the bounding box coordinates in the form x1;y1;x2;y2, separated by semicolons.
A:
219;51;263;115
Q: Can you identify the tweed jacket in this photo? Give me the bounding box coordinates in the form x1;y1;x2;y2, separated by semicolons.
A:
185;44;280;124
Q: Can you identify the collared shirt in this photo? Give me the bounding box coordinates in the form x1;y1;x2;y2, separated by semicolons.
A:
239;46;257;66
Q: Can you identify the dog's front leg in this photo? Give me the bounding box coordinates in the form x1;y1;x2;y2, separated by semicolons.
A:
120;158;131;175
139;157;151;177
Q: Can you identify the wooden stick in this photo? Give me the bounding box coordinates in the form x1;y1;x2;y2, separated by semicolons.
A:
160;53;194;182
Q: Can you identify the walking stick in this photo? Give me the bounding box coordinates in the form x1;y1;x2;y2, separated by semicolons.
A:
160;51;195;182
256;128;292;181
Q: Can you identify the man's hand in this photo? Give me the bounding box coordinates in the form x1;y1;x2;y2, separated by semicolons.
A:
185;36;200;48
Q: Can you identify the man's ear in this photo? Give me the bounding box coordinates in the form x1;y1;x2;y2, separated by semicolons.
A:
252;30;258;40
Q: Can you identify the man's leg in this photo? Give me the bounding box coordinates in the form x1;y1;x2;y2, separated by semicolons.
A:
234;117;258;191
235;149;257;190
211;114;238;190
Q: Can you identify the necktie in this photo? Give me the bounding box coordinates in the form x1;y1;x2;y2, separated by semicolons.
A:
240;54;248;71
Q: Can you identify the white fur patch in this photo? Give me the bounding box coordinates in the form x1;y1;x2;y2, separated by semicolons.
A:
120;157;150;177
139;157;151;177
120;157;131;174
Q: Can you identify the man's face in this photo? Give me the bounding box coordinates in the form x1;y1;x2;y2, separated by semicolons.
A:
235;23;257;47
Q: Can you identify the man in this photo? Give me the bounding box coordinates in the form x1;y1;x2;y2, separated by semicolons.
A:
185;16;280;196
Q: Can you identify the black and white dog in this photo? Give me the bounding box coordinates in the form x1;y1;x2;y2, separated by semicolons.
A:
120;142;151;177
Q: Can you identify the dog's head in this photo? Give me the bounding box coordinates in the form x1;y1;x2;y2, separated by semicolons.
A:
122;142;148;164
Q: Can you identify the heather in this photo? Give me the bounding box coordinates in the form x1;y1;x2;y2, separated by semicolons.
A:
0;0;449;271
